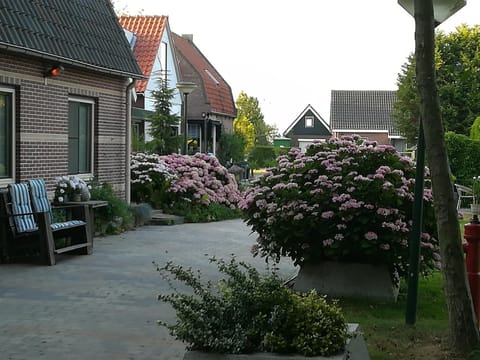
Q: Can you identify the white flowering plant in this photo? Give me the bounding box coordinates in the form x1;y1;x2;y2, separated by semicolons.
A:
54;175;89;202
240;136;440;284
130;152;177;206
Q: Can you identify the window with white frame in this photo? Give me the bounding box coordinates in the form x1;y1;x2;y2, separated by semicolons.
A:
68;97;94;176
305;116;314;128
0;87;14;183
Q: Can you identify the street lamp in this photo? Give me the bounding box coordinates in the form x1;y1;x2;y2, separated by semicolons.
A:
176;82;197;155
397;0;466;325
398;0;466;25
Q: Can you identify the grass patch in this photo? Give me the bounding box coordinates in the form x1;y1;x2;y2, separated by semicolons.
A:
337;271;470;359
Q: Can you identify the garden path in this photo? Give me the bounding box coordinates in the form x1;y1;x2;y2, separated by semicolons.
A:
0;219;297;360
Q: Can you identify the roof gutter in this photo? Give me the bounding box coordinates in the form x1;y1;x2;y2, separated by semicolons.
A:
125;78;136;205
0;42;146;80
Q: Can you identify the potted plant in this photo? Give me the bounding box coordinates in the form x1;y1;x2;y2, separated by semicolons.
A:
239;136;440;301
156;257;370;359
54;175;90;202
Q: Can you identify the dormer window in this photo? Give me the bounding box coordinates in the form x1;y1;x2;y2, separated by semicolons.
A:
205;69;219;85
305;116;314;128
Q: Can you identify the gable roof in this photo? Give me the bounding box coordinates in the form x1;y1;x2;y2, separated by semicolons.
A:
172;33;235;117
0;0;143;78
118;15;168;93
330;90;401;137
283;104;330;137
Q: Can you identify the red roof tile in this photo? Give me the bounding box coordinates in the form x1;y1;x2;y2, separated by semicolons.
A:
118;15;168;93
173;33;235;117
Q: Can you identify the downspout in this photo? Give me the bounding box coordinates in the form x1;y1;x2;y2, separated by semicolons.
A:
125;78;136;205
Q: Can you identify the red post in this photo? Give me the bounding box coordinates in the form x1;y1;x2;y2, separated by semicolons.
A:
464;214;480;324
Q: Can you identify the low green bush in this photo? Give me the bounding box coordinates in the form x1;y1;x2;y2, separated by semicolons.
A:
164;202;241;223
157;257;348;356
89;181;133;235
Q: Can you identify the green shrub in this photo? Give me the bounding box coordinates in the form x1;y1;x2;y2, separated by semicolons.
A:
470;116;480;141
248;145;277;170
157;257;348;356
446;131;480;186
89;181;133;235
165;202;241;223
217;132;246;166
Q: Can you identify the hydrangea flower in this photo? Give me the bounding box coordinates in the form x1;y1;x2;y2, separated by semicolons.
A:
241;136;439;284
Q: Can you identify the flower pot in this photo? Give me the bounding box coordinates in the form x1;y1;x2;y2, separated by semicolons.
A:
293;262;399;303
183;324;370;360
81;186;91;201
72;193;82;202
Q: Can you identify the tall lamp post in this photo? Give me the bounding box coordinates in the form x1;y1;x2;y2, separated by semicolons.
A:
176;82;197;155
397;0;466;325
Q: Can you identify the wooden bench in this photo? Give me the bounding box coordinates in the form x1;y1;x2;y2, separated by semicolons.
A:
1;179;92;265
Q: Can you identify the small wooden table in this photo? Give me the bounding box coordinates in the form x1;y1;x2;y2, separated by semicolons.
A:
53;200;108;239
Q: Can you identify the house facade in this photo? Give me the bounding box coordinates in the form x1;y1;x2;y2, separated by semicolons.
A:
0;0;143;198
283;104;331;152
172;33;236;155
118;15;181;142
330;90;407;152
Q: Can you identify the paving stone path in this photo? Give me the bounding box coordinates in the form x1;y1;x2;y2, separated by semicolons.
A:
0;219;297;360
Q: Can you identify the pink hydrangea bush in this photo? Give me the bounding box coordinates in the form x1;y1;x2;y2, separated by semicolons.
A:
160;153;242;209
240;136;440;284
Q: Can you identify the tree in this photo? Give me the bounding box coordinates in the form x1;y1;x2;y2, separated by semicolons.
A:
147;82;181;155
469;116;480;141
233;114;255;154
415;1;479;354
394;24;480;143
235;91;276;145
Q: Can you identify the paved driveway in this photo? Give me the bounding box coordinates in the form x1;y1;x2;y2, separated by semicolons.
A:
0;220;297;360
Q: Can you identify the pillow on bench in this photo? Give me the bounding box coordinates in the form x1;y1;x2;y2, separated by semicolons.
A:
9;183;37;233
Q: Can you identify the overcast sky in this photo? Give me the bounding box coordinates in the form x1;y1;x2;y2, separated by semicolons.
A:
114;0;480;134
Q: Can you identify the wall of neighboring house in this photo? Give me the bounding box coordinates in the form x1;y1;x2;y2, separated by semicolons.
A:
0;52;128;196
143;30;181;142
333;131;390;145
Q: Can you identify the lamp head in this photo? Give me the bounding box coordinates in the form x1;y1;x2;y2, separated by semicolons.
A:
44;65;64;77
398;0;466;25
176;81;197;96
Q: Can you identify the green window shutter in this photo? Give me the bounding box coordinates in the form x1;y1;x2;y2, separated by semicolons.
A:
68;101;92;174
0;91;13;179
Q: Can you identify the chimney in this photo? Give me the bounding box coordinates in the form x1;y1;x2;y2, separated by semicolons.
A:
182;34;193;42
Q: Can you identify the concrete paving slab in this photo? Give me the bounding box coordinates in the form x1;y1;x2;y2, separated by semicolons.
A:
0;220;297;360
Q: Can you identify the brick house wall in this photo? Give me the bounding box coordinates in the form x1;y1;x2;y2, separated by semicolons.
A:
0;52;128;197
333;131;390;145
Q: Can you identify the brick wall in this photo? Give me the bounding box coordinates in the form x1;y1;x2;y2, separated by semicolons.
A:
334;132;391;146
0;53;129;198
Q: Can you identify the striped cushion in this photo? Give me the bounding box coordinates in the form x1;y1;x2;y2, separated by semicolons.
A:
8;183;38;233
28;178;53;224
50;220;85;230
29;179;86;231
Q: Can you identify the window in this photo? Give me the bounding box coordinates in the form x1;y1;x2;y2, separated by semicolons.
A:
305;116;314;128
68;98;94;176
0;87;14;183
188;123;201;154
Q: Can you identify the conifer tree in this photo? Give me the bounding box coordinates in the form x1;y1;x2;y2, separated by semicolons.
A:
147;81;181;155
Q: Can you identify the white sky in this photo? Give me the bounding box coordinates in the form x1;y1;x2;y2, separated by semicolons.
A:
114;0;480;135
